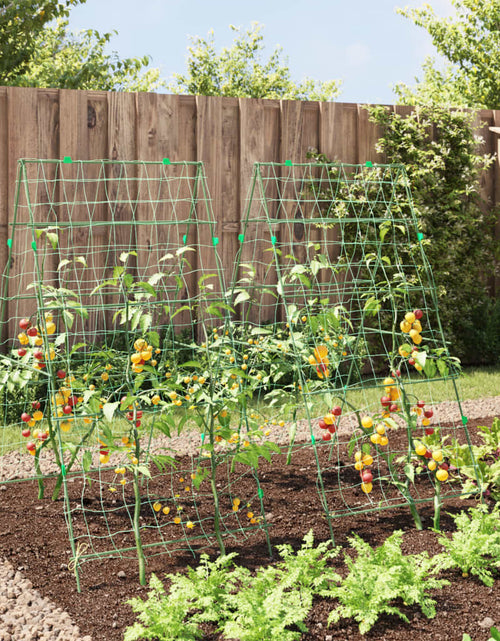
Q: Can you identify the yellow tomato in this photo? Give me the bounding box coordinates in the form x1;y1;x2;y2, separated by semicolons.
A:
370;433;381;445
354;451;363;462
428;460;437;471
376;423;386;435
405;311;416;324
415;443;427;456
361;416;373;429
400;320;412;333
410;330;422;345
151;394;161;405
432;450;443;462
46;322;56;335
379;436;389;446
362;454;373;466
354;461;364;471
361;482;373;494
131;353;142;364
436;469;449;482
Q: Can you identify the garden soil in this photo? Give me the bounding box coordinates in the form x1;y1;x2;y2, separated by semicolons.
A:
1;397;500;641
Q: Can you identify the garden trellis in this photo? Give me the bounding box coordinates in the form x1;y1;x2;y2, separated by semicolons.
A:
0;158;481;590
231;160;481;536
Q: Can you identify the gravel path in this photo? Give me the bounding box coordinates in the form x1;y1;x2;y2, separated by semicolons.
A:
1;395;499;640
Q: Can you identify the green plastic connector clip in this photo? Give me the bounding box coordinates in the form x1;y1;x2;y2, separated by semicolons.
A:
31;241;37;251
417;232;424;241
258;488;264;498
365;161;373;167
182;234;187;244
311;434;316;444
63;156;72;164
238;234;244;243
461;415;468;425
271;236;277;246
285;159;292;166
61;464;67;477
6;238;12;248
162;158;171;165
212;237;219;246
201;432;205;442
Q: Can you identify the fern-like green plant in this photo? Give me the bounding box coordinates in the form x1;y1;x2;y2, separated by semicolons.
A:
223;530;341;641
436;505;500;586
124;573;202;641
326;530;448;634
123;531;340;641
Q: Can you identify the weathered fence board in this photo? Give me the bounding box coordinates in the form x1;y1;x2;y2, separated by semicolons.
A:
0;87;498;344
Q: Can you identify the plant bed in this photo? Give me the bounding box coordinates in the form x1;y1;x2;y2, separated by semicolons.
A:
0;416;499;641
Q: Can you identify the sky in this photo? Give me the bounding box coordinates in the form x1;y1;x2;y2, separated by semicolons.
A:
65;0;456;104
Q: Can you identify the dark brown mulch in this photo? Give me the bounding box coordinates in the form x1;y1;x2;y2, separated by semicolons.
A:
0;416;499;641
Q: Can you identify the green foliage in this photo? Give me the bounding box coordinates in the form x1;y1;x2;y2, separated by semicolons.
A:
168;22;341;100
326;530;448;634
124;531;340;641
124;573;203;641
223;531;340;641
10;18;166;91
436;505;500;586
0;0;85;84
368;104;498;364
447;418;500;501
396;1;500;109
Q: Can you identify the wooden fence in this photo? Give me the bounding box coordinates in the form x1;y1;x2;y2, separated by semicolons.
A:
0;86;499;316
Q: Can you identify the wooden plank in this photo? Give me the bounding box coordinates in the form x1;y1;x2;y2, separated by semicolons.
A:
105;92;137;336
135;92;195;334
7;87;47;341
86;92;109;341
220;97;240;292
56;89;92;342
0;88;8;346
238;98;279;325
357;103;386;165
195;95;224;330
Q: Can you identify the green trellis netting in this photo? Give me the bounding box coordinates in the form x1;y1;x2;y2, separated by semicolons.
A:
0;158;480;589
0;158;274;590
230;161;480;537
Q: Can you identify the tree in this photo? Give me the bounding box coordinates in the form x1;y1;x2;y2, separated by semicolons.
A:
0;0;86;84
168;22;342;101
395;0;500;108
9;18;166;91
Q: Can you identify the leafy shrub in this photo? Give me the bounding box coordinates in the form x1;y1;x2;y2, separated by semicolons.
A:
326;530;448;634
436;505;500;586
368;105;498;365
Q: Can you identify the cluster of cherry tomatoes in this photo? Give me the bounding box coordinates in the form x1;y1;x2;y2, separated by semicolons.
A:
130;338;159;374
318;405;342;441
399;309;425;372
354;450;375;493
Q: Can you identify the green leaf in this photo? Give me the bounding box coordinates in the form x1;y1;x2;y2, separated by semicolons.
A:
139;312;152;333
404;463;415;484
134;281;157;297
414;350;427;368
45;232;59;249
82;450;92;473
57;259;71;271
103;401;119;423
233;290;251;306
62;309;74;329
136;465;151;478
